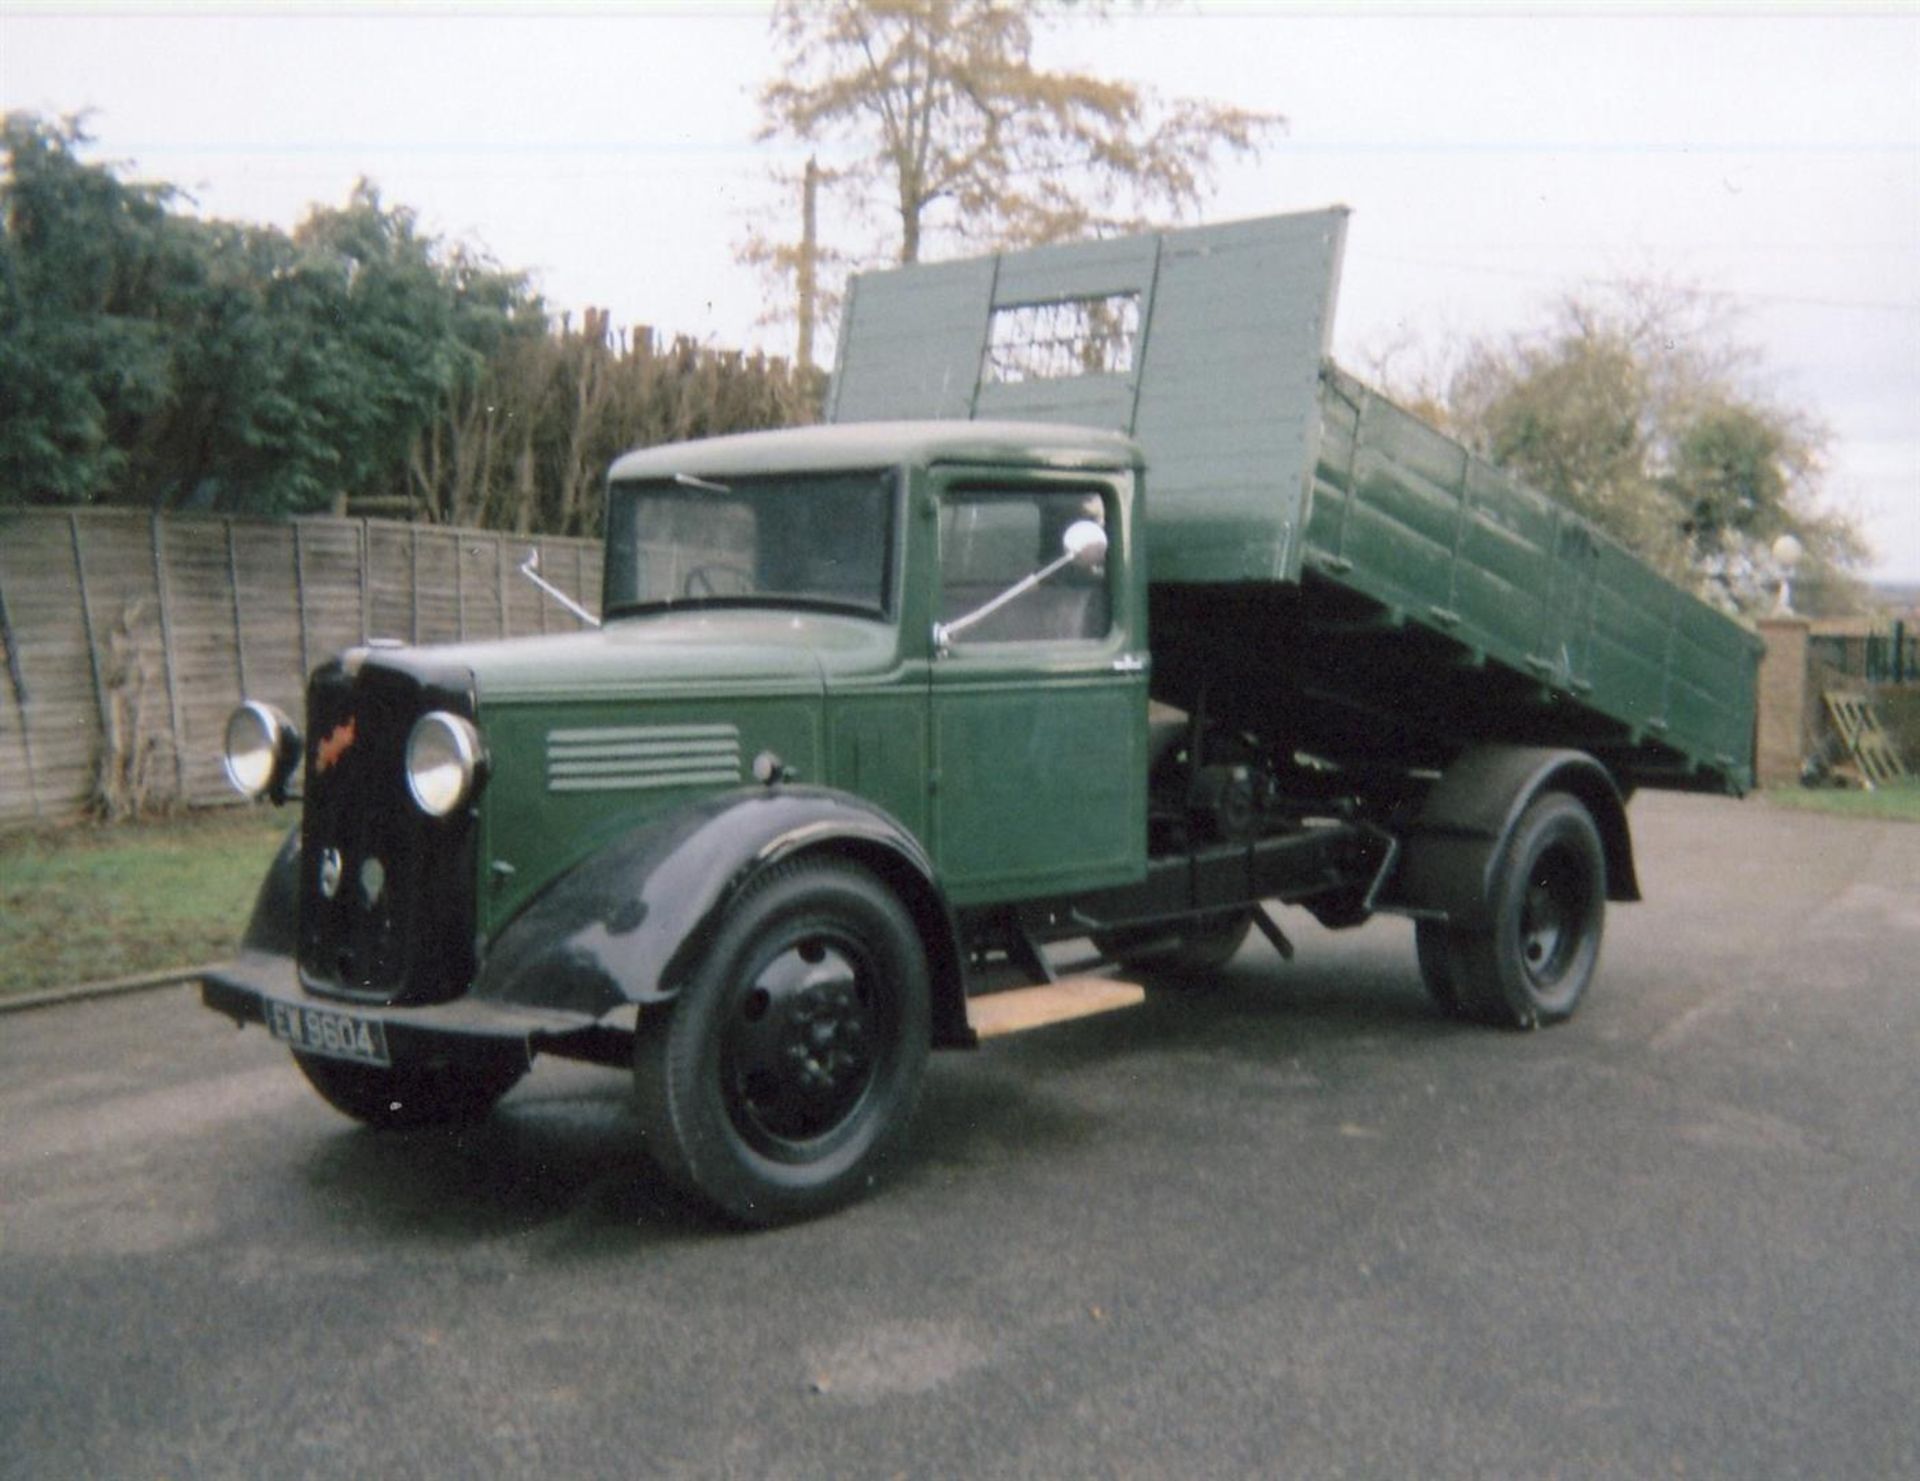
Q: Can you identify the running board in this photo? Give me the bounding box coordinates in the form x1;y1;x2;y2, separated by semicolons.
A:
966;977;1147;1040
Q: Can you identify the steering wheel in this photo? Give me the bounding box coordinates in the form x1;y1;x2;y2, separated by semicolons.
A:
683;564;754;598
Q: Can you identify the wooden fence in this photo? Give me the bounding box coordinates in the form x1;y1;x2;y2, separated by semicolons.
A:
0;509;602;827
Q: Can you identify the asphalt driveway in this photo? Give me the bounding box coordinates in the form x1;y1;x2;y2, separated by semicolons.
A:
3;790;1915;1479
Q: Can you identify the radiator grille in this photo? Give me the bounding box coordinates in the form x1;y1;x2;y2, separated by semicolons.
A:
546;723;743;793
299;658;477;1006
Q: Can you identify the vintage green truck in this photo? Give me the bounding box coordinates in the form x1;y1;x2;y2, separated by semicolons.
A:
203;210;1760;1223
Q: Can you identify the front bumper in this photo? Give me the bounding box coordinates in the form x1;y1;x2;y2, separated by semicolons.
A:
201;950;606;1067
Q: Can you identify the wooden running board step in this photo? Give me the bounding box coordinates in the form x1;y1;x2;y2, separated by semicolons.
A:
967;977;1147;1040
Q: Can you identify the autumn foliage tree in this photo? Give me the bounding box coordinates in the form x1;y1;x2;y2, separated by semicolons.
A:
746;0;1281;356
1382;283;1868;617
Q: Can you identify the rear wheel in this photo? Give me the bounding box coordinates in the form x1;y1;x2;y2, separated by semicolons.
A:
1443;792;1606;1028
632;858;930;1226
292;1051;526;1130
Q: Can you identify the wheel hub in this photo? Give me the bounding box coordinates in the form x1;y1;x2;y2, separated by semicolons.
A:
725;937;878;1146
1520;847;1585;985
783;982;868;1093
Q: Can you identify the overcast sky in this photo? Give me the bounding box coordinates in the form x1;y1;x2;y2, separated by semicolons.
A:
4;2;1916;581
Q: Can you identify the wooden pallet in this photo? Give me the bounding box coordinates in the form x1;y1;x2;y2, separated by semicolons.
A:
1822;691;1911;789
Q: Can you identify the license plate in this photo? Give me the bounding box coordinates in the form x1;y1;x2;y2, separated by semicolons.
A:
266;1000;391;1066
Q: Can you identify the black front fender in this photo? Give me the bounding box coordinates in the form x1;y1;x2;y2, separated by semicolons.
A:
238;823;303;957
470;786;973;1047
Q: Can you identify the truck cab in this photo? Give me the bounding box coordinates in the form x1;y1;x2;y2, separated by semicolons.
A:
206;422;1170;1224
600;421;1150;912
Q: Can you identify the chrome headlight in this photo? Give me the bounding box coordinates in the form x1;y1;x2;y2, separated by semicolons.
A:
405;711;484;818
222;701;301;801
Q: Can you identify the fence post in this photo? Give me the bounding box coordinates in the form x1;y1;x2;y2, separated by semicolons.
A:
224;518;249;697
68;515;110;790
358;520;371;644
496;536;509;638
0;575;45;819
150;514;187;801
292;519;312;681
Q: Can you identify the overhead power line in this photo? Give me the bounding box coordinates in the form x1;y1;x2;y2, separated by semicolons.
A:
1352;250;1920;314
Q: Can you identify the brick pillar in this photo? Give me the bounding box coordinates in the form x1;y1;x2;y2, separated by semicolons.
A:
1755;616;1811;787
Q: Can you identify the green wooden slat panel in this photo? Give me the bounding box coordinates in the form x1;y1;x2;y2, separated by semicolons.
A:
1454;556;1549;659
1309;370;1760;783
835;208;1350;584
1352;469;1451;595
1593;551;1674;656
989;234;1162;307
828;256;998;422
1588;549;1674;725
1303;475;1348;555
1459;462;1557;651
973;374;1136;426
1584;631;1665;720
1352;426;1467;556
1135;214;1345;579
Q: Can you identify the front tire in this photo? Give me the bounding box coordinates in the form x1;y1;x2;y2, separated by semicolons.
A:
1441;792;1607;1028
632;858;930;1226
292;1051;526;1130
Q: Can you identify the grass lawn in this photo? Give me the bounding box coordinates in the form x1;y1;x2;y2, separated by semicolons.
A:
0;806;290;997
1763;783;1920;824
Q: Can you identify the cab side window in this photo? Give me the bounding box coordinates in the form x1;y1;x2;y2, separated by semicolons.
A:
938;489;1110;644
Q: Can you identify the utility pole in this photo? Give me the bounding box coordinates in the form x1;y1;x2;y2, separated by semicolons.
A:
797;156;819;371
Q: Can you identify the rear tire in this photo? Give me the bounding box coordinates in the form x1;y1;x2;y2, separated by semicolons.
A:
293;1051;526;1130
1444;792;1606;1028
632;858;930;1226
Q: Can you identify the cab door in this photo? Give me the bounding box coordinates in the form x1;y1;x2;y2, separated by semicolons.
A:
927;473;1148;908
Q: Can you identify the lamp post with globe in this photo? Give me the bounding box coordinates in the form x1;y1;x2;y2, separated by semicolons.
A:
1771;533;1804;615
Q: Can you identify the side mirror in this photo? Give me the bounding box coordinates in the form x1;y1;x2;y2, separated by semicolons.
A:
518;546;601;629
1063;519;1108;570
934;517;1111;650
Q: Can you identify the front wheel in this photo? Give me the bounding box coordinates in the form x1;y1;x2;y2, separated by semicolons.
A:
632;858;930;1226
1441;792;1607;1029
292;1051;526;1130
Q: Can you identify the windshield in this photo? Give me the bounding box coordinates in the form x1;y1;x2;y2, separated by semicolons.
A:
604;469;895;617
